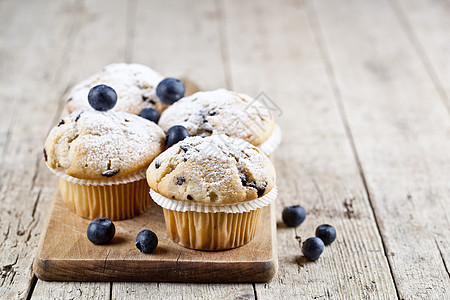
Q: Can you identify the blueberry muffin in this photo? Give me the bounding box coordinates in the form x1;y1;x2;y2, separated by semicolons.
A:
147;134;277;250
66;63;167;115
44;102;165;220
158;89;281;155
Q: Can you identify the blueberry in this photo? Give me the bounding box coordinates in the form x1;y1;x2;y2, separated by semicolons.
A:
156;78;185;105
136;229;158;253
315;224;336;245
88;84;117;111
139;108;159;123
165;125;189;147
86;217;115;245
282;205;306;227
302;237;325;261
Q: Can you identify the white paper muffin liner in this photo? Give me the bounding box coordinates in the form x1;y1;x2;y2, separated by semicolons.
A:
258;124;282;156
150;185;278;214
46;164;147;186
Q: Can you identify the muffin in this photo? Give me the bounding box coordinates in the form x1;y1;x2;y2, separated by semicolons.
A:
44;106;166;220
147;135;277;250
158;89;282;156
66;63;167;115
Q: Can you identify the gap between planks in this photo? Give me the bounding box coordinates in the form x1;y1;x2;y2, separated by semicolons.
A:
305;1;401;298
388;0;450;116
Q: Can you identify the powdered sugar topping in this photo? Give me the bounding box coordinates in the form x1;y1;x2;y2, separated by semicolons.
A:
147;135;276;204
66;63;167;115
44;108;165;180
158;89;275;146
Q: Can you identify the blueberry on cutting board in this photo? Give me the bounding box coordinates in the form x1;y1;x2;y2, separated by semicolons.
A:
87;218;115;245
136;229;158;253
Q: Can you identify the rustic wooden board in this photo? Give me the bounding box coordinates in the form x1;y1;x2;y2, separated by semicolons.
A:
33;189;278;283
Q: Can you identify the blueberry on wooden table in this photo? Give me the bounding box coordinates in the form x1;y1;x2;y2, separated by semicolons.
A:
165;125;189;147
139;107;160;123
302;237;325;261
87;218;116;245
315;224;336;245
282;205;306;227
88;84;117;111
136;229;158;253
156;78;185;105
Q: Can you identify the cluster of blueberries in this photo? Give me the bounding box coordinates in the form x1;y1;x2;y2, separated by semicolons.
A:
282;205;336;261
88;78;190;148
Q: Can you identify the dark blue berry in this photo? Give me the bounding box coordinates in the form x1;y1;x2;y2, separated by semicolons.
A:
139;108;159;123
88;84;117;111
282;205;306;227
87;217;115;245
156;78;185;105
302;237;325;261
315;224;336;245
136;229;158;253
165;125;189;147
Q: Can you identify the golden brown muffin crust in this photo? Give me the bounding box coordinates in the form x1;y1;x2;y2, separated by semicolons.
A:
44;108;165;180
146;135;276;204
158;89;275;146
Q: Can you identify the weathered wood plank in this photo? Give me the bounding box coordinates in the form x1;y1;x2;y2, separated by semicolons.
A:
392;0;450;113
2;0;448;298
312;0;450;298
220;0;398;299
129;0;226;91
390;0;450;274
30;0;130;298
31;282;110;300
112;283;255;300
111;0;255;297
0;1;84;299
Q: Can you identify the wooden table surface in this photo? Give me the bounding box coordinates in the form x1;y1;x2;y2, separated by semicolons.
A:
1;0;449;299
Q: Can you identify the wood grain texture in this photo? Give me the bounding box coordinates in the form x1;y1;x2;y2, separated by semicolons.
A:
392;0;450;113
389;0;450;276
312;0;450;298
0;1;81;299
33;191;277;282
220;0;398;298
30;282;110;300
129;0;226;90
112;282;255;300
1;0;449;298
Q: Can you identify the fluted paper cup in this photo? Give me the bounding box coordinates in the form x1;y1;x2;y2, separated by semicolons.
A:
48;166;151;220
150;186;278;251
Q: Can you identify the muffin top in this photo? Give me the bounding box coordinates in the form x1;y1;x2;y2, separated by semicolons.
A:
158;89;275;146
146;135;276;204
44;108;166;180
66;63;167;115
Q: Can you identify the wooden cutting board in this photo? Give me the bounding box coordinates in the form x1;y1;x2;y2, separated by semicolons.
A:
33;189;278;282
